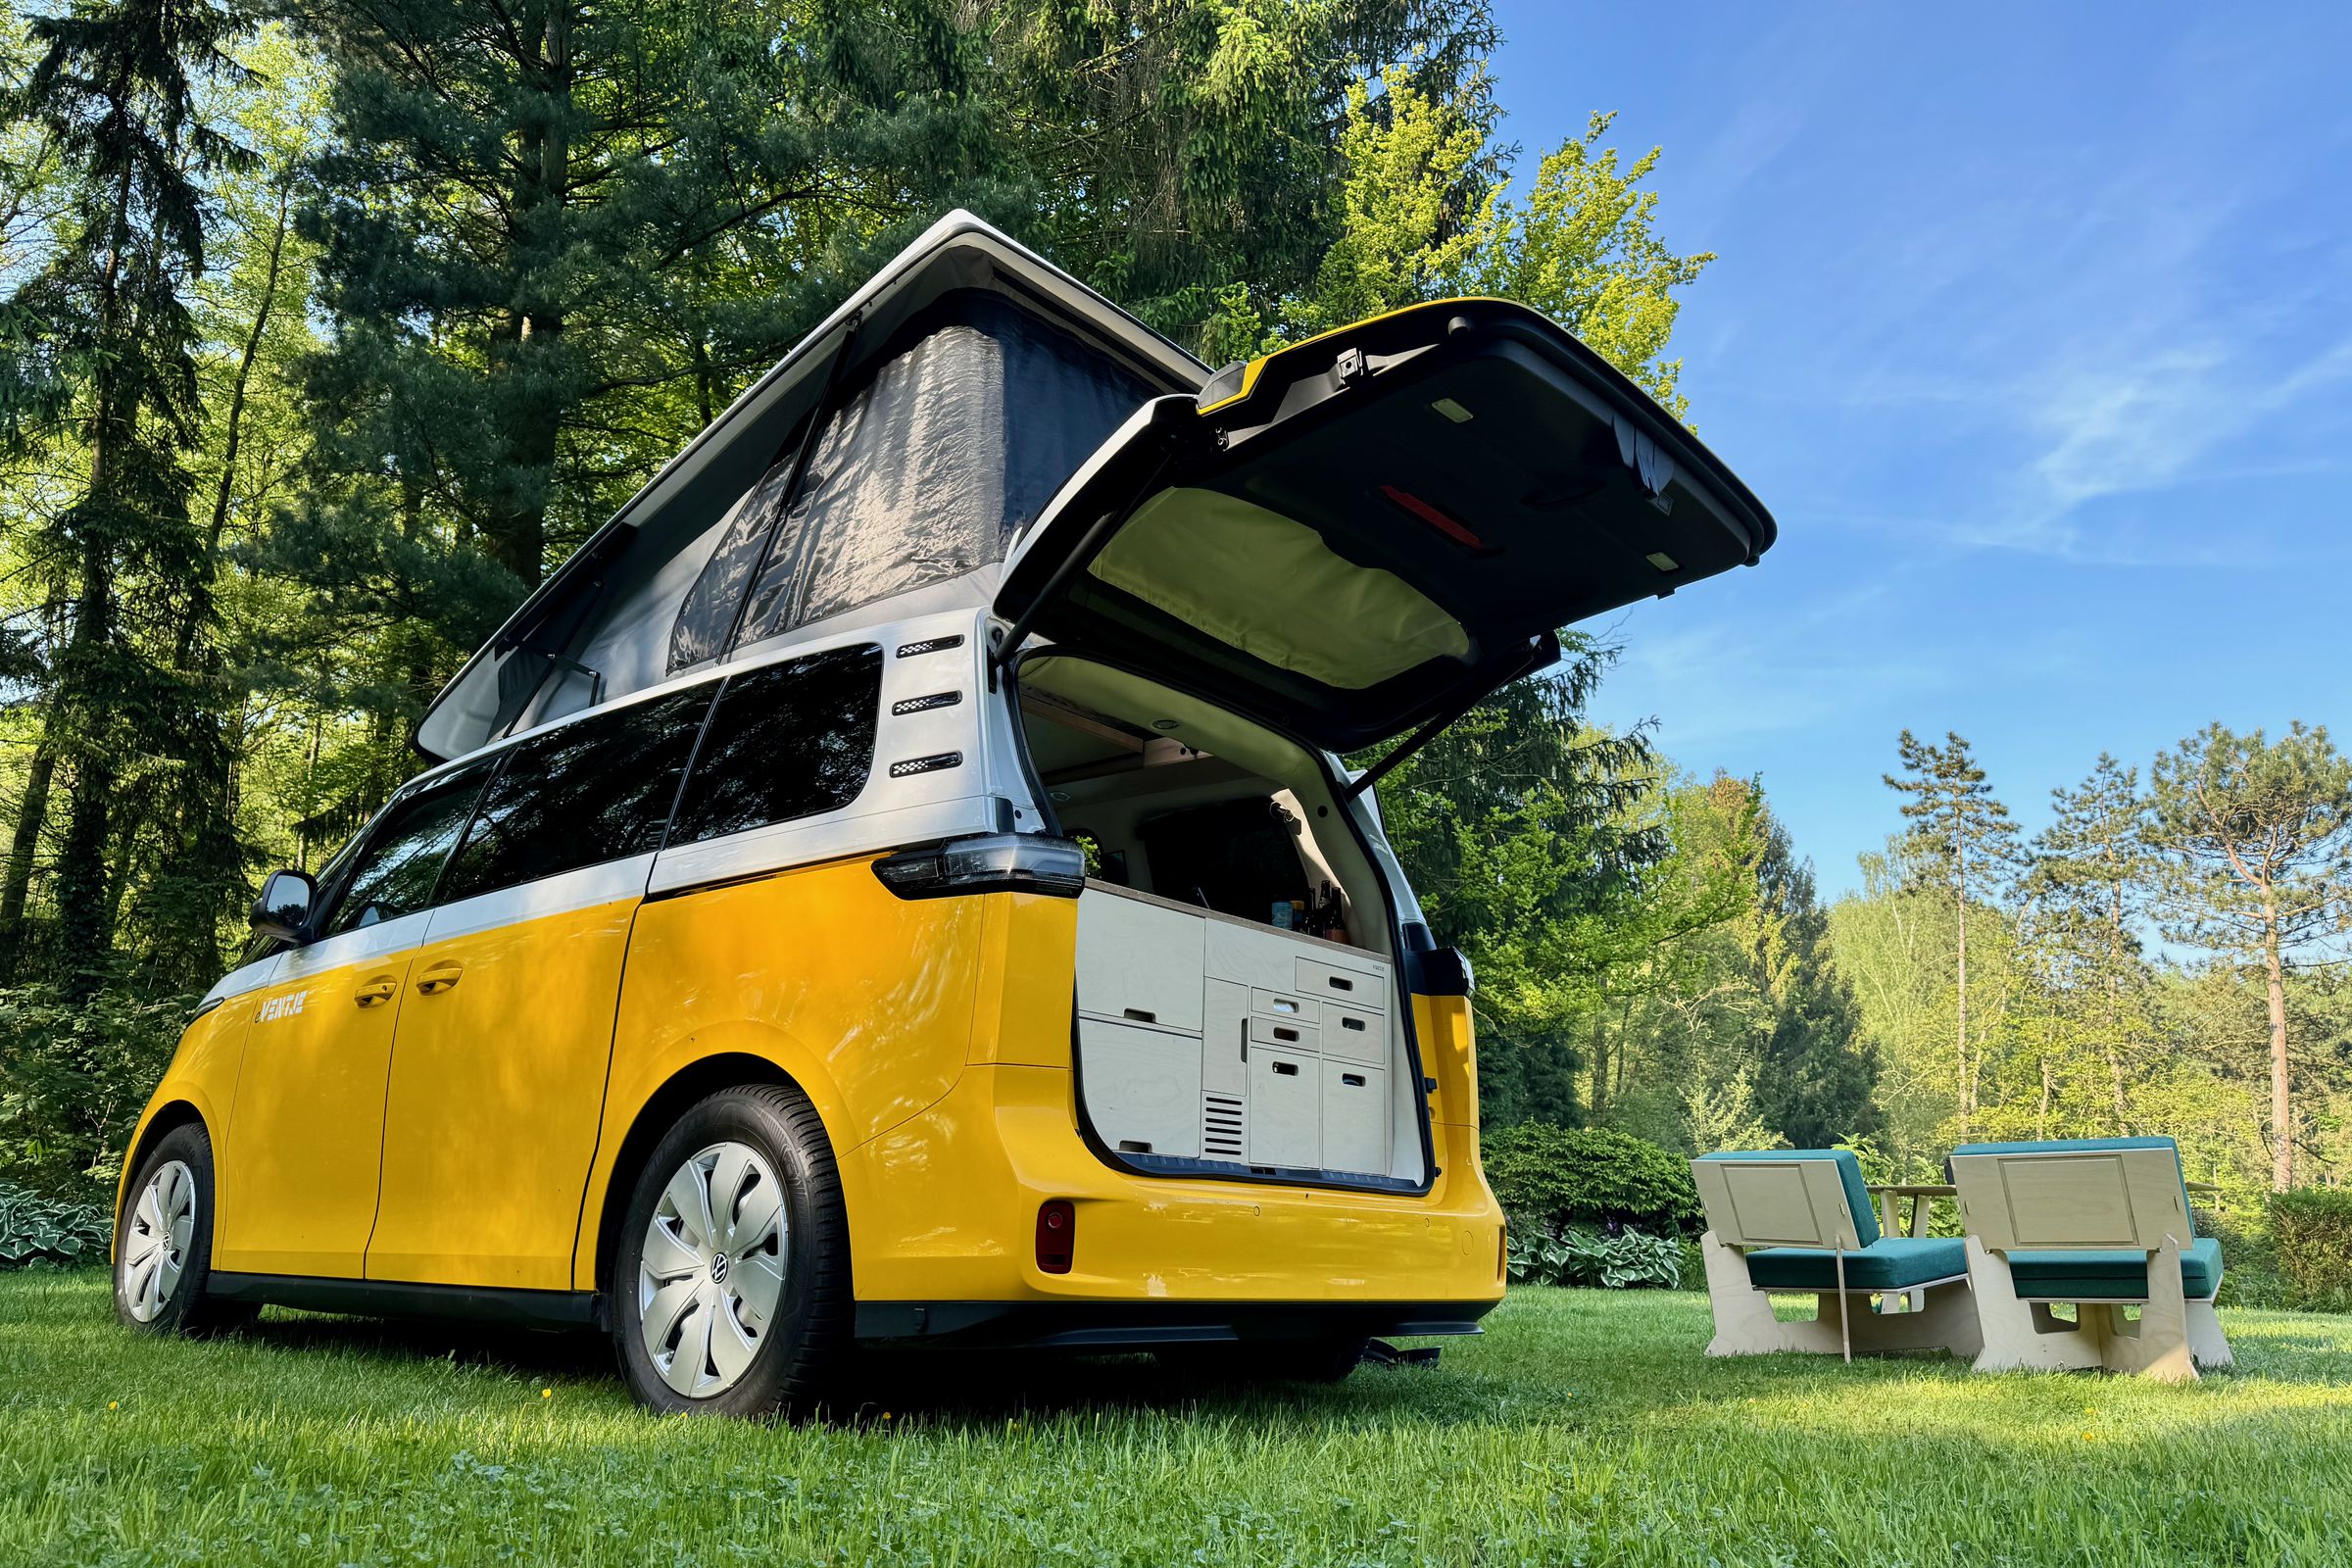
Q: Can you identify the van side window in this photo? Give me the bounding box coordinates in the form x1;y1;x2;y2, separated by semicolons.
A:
668;643;883;845
441;686;714;904
321;760;496;935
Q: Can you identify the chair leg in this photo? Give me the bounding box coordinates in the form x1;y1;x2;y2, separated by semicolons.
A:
1967;1238;2102;1373
2186;1300;2234;1369
2103;1237;2198;1383
1700;1230;1791;1355
1843;1279;1982;1358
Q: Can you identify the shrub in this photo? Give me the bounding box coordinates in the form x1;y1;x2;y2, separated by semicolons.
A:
0;1178;110;1269
1483;1123;1702;1236
2270;1188;2352;1313
2197;1206;2288;1308
0;984;192;1192
1506;1224;1681;1289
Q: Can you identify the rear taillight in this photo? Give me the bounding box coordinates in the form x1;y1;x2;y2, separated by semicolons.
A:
1036;1200;1075;1274
872;833;1086;899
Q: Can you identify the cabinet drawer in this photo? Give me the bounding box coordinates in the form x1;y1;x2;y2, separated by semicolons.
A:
1295;956;1387;1010
1248;1014;1316;1052
1320;1060;1389;1176
1319;1003;1385;1063
1250;987;1314;1020
1077;891;1204;1032
1078;1018;1203;1160
1247;1049;1320;1168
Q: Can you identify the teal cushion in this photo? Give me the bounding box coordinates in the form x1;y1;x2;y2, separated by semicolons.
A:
2005;1236;2224;1301
1744;1236;1967;1292
1695;1149;1879;1247
1947;1137;2193;1237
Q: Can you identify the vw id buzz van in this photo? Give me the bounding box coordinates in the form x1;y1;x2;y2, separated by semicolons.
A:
113;212;1777;1415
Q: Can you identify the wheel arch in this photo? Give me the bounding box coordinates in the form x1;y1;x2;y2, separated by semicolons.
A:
583;1053;847;1296
114;1100;209;1260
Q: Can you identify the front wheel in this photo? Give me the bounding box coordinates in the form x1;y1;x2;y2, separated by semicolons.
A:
611;1083;852;1418
115;1123;253;1336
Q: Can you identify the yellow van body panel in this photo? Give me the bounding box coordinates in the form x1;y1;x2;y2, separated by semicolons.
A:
571;855;990;1290
368;893;640;1290
113;994;257;1260
216;952;413;1278
842;1065;1502;1304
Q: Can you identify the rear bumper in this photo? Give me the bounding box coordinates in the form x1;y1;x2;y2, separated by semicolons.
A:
853;1298;1494;1349
838;1062;1505;1313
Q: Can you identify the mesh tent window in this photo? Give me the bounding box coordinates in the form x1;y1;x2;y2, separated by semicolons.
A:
669;294;1153;671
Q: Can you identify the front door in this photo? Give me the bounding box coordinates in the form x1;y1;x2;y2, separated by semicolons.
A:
217;760;495;1278
365;684;710;1292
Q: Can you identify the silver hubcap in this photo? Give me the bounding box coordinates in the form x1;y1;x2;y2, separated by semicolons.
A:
122;1159;195;1323
637;1141;788;1397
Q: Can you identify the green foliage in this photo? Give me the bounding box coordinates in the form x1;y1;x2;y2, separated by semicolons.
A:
2270;1188;2352;1313
1482;1122;1701;1236
0;1177;107;1268
0;984;191;1192
1505;1223;1681;1289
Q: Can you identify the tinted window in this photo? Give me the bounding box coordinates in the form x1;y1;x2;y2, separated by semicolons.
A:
669;644;883;844
323;761;495;935
441;687;714;904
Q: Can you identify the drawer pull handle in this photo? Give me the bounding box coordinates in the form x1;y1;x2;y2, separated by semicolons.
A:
1326;975;1354;992
1342;1073;1366;1087
1273;1026;1298;1042
1123;1008;1156;1023
1340;1016;1366;1032
1271;998;1298;1013
1272;1061;1299;1077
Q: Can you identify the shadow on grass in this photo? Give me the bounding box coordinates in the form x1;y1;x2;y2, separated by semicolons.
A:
235;1305;1481;1429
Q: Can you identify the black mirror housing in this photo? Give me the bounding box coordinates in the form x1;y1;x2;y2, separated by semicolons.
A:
249;868;316;944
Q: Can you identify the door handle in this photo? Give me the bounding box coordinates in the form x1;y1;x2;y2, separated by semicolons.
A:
355;977;398;1008
416;962;464;996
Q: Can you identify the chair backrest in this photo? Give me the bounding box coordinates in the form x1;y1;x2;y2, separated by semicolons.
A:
1691;1150;1876;1251
1947;1138;2193;1254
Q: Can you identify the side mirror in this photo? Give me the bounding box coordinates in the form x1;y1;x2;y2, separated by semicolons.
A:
249;869;316;944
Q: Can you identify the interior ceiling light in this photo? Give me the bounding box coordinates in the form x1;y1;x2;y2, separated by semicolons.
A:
1431;397;1473;423
1152;718;1181;731
1646;552;1679;572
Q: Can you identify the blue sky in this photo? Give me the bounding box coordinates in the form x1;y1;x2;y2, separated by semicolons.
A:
1491;2;2352;896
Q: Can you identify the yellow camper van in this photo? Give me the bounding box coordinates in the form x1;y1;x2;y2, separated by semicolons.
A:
113;213;1778;1415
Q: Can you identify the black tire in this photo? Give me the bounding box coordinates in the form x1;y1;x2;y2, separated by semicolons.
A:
1157;1335;1368;1386
114;1123;255;1336
611;1083;852;1418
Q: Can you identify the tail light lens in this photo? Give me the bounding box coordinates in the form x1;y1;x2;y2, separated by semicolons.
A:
1035;1200;1075;1274
873;833;1086;899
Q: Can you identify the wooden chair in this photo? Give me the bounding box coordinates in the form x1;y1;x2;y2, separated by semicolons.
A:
1948;1137;2232;1382
1691;1150;1982;1361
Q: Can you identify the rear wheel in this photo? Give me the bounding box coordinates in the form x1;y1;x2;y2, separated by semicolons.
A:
611;1083;852;1418
114;1123;254;1336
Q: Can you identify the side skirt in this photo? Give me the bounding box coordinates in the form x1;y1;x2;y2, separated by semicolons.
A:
210;1272;603;1331
853;1298;1495;1350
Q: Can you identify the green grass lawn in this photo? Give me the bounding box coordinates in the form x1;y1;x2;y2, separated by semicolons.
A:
5;1271;2352;1566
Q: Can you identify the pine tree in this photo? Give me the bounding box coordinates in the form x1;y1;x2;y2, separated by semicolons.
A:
1885;730;2021;1130
2146;722;2352;1191
2;0;251;995
2022;754;2155;1134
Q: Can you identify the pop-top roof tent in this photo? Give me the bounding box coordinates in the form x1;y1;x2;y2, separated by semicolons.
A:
416;212;1208;761
418;210;1778;764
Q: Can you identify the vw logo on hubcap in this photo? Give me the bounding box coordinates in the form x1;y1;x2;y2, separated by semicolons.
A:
709;1250;730;1284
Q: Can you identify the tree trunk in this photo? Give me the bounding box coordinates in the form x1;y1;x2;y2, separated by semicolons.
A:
0;735;58;980
2262;908;2291;1192
1954;843;1972;1128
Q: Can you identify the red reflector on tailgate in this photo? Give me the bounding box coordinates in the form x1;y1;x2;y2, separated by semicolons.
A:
1379;483;1486;550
